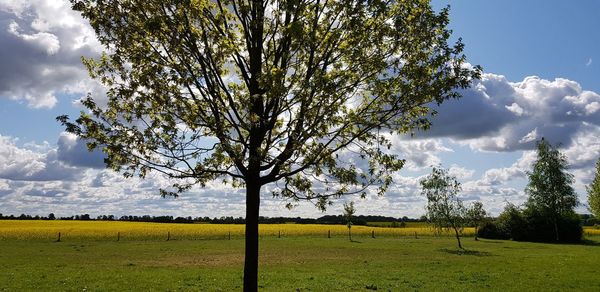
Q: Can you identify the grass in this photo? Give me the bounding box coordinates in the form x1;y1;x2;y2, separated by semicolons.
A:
1;235;599;291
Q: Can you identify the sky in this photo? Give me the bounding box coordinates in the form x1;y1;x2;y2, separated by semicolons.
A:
0;1;599;218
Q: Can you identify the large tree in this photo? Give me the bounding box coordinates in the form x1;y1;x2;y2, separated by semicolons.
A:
525;138;578;241
587;158;600;218
420;166;466;249
60;0;478;290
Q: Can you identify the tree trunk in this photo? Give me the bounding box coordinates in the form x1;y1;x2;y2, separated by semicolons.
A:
243;180;261;292
348;227;352;242
453;227;463;249
553;218;560;242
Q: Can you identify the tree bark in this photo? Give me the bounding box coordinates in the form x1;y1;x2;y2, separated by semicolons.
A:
243;180;261;292
553;218;560;242
453;226;463;249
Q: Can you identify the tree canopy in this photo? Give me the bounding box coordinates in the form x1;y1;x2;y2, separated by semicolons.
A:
525;138;578;241
420;166;466;248
60;0;479;290
61;0;478;207
466;201;486;240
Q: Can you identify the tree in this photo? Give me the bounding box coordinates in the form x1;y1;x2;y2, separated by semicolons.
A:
420;166;466;249
587;158;600;219
60;1;479;290
343;201;355;242
465;201;486;240
525;138;578;241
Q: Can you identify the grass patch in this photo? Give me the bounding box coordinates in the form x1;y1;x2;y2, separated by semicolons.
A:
0;237;599;291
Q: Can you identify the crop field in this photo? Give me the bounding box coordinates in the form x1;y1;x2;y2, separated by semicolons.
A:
0;220;476;241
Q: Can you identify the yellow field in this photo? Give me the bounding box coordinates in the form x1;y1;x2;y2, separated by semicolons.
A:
0;220;475;241
583;226;600;237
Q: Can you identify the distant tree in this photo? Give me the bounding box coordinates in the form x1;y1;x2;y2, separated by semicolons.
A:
525;138;578;241
343;202;356;242
48;213;56;220
466;201;486;240
421;166;466;249
587;158;600;219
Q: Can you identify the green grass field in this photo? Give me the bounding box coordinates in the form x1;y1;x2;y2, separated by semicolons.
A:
1;235;599;291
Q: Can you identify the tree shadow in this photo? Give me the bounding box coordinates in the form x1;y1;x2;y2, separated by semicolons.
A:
350;240;363;244
476;239;504;244
578;239;600;247
439;248;492;257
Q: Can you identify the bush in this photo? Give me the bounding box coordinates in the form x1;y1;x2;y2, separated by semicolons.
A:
488;204;582;243
477;222;508;240
519;209;582;242
582;217;597;227
496;204;530;241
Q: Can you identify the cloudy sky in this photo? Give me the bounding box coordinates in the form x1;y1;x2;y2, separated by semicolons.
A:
0;0;599;218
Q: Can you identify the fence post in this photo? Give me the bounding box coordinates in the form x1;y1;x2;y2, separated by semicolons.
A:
328;230;331;239
117;232;120;242
57;232;61;242
414;231;418;239
278;230;281;238
167;231;170;241
228;231;231;240
371;230;375;238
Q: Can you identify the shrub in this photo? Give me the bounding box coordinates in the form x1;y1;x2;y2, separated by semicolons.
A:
496;204;530;241
477;222;508;240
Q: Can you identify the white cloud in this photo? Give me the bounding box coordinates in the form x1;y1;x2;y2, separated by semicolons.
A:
586;58;592;67
480;151;536;186
0;134;82;181
519;128;538;144
424;73;600;154
8;21;60;55
0;0;104;108
387;136;452;171
448;165;475;180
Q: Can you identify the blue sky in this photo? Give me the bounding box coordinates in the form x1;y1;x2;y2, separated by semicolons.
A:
433;0;600;93
0;1;599;218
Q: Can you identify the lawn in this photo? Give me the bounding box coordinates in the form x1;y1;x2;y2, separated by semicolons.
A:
1;235;599;291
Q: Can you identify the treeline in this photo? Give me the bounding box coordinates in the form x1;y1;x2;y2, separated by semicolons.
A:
0;213;423;225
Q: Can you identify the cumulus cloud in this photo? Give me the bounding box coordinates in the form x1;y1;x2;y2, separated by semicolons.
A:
0;134;81;181
387;136;453;171
448;165;475;180
0;1;103;108
480;151;537;186
57;132;106;169
424;73;600;153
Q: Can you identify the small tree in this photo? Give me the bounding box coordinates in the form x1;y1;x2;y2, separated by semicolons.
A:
420;166;466;249
587;158;600;219
466;201;486;240
343;202;355;242
525;138;578;241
